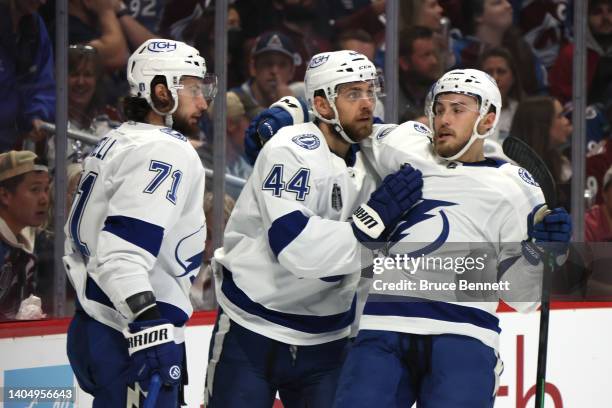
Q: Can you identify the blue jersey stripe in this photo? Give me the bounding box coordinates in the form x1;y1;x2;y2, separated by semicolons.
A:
497;255;520;281
363;295;501;333
221;267;356;334
102;215;164;257
268;210;309;257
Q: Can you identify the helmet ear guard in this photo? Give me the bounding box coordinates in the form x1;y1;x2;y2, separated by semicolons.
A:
426;69;502;161
304;50;382;144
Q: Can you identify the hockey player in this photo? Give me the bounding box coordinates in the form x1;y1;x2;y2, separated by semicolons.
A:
247;69;572;407
63;39;214;407
204;50;423;408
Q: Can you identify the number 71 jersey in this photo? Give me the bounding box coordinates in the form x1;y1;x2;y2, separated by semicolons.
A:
64;122;206;332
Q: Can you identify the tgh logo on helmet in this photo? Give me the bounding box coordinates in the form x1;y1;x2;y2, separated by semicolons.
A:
147;41;177;52
309;54;330;69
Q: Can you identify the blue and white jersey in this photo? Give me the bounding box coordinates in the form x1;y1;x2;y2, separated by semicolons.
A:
214;122;376;346
63;122;206;340
358;122;546;351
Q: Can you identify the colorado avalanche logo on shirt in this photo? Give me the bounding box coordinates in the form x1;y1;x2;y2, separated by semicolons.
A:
292;134;320;150
518;168;540;187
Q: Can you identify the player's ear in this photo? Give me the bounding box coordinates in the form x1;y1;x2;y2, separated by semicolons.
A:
152;83;172;112
313;95;333;120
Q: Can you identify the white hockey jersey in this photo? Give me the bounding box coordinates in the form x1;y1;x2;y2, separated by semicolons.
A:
214;122;377;345
63;122;206;339
358;122;546;351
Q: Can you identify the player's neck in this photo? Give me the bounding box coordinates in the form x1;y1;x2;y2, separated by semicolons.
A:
318;122;350;159
457;140;485;163
145;111;166;127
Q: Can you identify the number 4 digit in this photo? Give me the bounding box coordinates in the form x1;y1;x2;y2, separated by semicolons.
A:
286;168;310;201
262;165;285;197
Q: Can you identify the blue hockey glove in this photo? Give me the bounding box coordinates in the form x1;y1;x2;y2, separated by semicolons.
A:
245;96;309;165
522;205;572;265
124;319;183;390
352;164;423;243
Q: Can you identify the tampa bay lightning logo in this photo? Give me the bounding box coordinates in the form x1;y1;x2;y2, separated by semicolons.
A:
413;122;430;134
389;199;457;257
518;168;540;187
175;225;205;277
309;54;330;68
376;125;396;140
292;134;320;150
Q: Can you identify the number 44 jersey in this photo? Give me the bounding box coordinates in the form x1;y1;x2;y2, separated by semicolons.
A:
64;122;206;334
214;122;377;346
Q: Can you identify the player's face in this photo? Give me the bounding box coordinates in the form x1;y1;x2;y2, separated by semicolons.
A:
549;99;572;147
480;0;513;31
0;171;50;230
482;56;513;100
174;76;209;137
417;0;444;31
335;81;376;142
68;59;96;112
432;93;480;158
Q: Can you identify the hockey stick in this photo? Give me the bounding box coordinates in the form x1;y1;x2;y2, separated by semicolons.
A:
502;136;557;408
144;374;162;408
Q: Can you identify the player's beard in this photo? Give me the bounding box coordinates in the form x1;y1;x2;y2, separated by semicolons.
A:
341;119;373;143
434;135;471;158
172;113;200;138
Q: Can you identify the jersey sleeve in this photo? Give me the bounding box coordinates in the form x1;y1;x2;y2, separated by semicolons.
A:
254;143;364;279
92;140;204;318
496;166;546;312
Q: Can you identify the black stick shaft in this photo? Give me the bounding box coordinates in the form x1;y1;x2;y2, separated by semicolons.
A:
535;254;554;408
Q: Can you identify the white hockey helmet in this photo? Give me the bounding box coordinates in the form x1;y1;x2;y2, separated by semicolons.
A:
427;68;502;161
304;50;381;144
127;39;215;124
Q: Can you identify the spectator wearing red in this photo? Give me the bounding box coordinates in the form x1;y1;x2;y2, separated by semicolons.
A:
549;0;612;106
586;166;612;242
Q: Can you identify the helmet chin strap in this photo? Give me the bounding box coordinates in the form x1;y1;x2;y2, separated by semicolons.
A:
149;93;179;128
314;102;358;144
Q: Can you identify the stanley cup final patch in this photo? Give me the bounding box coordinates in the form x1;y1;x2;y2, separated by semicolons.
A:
331;183;343;211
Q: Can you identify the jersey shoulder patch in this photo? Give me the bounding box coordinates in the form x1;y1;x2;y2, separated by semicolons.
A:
412;122;431;134
517;167;540;187
291;133;320;150
160;127;188;142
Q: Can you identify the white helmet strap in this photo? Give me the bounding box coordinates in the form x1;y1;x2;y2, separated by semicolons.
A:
147;88;180;128
313;99;358;145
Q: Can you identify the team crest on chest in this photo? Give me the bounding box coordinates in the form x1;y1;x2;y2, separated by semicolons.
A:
292;134;320;150
331;183;343;211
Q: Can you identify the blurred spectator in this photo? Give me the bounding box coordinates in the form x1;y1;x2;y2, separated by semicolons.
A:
336;29;376;61
190;191;235;311
161;2;247;88
453;0;548;95
0;151;49;321
398;26;440;122
112;0;158;50
586;166;612;242
64;0;129;71
232;31;300;119
511;96;573;210
198;92;252;199
0;0;55;152
513;0;572;68
549;0;612;106
271;0;333;81
400;0;455;69
47;45;122;168
122;0;166;33
330;0;386;45
480;47;525;143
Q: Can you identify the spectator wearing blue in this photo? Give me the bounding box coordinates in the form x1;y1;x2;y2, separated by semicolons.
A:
232;31;301;120
0;0;55;152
